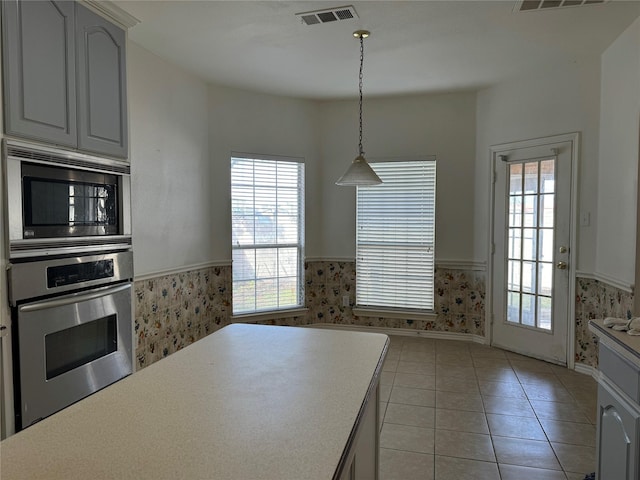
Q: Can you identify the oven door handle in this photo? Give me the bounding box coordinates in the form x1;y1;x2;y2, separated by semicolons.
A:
18;283;131;313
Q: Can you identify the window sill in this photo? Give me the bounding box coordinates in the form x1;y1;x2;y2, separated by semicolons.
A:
231;308;309;323
352;307;436;322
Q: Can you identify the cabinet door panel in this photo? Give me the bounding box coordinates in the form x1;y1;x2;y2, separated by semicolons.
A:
76;4;128;158
2;0;76;146
597;384;640;480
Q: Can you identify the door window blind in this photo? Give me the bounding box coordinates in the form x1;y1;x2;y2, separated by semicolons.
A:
356;160;436;311
231;155;304;314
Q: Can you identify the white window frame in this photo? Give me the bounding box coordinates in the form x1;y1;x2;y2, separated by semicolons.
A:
354;157;436;316
230;153;305;316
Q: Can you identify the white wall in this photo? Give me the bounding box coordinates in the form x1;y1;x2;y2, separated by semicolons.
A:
318;92;478;261
128;42;211;276
595;17;640;287
475;59;602;273
207;84;322;259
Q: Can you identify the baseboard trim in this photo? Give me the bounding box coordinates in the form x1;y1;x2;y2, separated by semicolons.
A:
574;362;600;380
306;323;487;344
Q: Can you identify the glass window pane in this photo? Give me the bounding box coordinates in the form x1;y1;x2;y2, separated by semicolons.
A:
540;194;555;228
521;261;536;294
256;248;277;279
278;248;298;277
277;195;298;216
507;292;520;323
277;216;298;243
537;296;552;330
522;228;537;261
509;164;523;195
231;216;255;246
538;228;553;262
255;185;276;205
254;160;277;186
256;278;278;310
232;280;255;313
538;262;553;296
232;249;255;281
540;159;555;193
524;162;538;194
508;260;521;291
508;196;522;227
521;293;536;326
508;228;522;259
255;219;276;244
231;186;254;215
523;195;537;227
278;277;298;307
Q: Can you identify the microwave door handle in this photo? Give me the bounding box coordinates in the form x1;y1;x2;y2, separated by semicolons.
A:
19;283;131;313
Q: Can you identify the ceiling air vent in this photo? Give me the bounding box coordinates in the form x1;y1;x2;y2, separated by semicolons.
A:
296;6;358;26
515;0;609;12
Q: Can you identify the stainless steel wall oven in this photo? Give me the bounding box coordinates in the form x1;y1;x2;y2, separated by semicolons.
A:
8;251;134;431
2;140;134;431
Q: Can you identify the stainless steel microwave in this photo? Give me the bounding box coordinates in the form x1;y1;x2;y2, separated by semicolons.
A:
3;140;132;258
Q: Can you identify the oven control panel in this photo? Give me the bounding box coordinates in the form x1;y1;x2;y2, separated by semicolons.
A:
8;251;133;305
47;260;115;288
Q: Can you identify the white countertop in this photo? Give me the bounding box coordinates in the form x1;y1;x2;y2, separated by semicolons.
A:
589;319;640;368
0;324;388;480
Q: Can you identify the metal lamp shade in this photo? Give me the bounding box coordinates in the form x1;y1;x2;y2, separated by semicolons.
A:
335;155;382;186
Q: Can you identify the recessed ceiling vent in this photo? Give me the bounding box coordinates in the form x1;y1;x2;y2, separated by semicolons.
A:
296;5;358;26
515;0;609;12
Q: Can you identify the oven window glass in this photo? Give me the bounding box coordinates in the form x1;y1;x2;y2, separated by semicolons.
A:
26;180;117;227
21;162;120;238
45;315;117;380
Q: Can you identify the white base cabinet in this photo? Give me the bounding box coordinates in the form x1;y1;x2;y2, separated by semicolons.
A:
595;342;640;480
339;384;380;480
596;382;640;479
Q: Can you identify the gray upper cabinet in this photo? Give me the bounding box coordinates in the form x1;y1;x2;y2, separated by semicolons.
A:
2;1;128;159
76;4;127;158
2;0;77;147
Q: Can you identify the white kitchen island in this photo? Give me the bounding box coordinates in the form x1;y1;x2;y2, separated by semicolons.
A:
0;324;388;480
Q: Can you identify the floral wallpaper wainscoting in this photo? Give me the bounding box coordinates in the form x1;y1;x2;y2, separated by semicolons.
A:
575;276;634;368
134;265;232;369
304;261;486;336
134;260;487;369
305;260;357;325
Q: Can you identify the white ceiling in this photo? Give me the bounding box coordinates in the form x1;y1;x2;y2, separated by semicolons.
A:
115;0;640;100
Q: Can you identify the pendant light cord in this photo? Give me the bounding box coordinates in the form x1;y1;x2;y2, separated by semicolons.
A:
358;34;364;157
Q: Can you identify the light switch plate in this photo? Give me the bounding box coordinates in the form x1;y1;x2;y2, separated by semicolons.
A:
580;212;590;226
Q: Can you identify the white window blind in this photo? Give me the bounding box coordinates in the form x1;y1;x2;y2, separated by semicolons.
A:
231;155;305;314
356;160;436;311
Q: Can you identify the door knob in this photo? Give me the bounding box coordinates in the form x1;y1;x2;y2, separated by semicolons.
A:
556;261;568;270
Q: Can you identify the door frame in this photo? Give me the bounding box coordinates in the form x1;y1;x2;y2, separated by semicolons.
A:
486;132;580;369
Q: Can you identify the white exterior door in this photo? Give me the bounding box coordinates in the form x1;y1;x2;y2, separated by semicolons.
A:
491;134;577;365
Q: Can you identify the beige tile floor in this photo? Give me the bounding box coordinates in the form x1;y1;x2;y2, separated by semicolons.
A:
379;335;597;480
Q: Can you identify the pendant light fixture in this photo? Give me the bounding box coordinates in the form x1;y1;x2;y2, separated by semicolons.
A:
335;30;382;186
